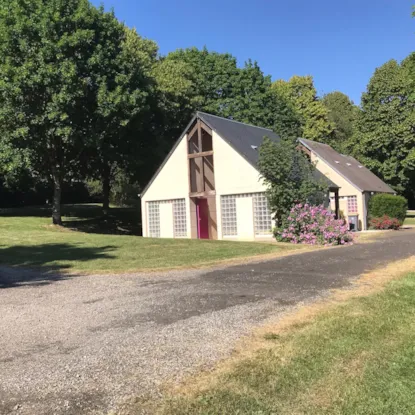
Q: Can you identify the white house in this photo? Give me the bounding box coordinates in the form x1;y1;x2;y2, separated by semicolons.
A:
141;112;394;240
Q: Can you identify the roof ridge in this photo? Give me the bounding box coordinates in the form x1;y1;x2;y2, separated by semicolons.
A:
300;137;331;147
197;111;274;132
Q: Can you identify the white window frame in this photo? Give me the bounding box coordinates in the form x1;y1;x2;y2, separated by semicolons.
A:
221;192;272;238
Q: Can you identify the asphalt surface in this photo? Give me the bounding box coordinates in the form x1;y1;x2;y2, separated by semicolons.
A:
1;230;415;415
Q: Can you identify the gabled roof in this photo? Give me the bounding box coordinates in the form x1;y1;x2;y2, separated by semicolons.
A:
197;112;280;167
141;112;339;197
198;113;338;189
298;138;395;194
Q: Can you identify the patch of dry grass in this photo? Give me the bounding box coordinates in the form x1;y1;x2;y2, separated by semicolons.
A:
354;230;391;243
137;257;415;415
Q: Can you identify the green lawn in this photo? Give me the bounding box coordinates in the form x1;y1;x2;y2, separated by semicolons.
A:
0;205;299;273
404;210;415;225
160;271;415;415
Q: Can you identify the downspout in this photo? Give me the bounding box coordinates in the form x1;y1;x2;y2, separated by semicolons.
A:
362;191;367;231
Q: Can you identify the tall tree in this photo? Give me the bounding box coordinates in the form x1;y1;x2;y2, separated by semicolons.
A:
85;25;158;212
272;75;335;143
350;59;415;201
162;47;239;119
0;0;117;224
159;47;300;131
151;53;195;155
322;91;357;152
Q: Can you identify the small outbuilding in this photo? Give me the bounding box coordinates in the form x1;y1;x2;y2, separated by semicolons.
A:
298;138;395;231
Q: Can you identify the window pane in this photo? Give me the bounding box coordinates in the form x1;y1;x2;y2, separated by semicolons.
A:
147;202;160;237
173;199;187;237
221;195;237;236
347;196;358;213
253;193;272;235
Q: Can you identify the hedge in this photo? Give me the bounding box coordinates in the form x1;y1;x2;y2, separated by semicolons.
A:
368;193;408;223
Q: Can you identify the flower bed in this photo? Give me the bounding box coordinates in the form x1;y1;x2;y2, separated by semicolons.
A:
275;204;353;246
370;215;401;230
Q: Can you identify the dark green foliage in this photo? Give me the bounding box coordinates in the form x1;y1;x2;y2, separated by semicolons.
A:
258;137;327;226
368;193;408;223
84;25;158;211
0;1;157;219
0;178;90;208
158;47;301;132
86;174;140;208
0;0;121;223
350;59;415;201
272;76;335;143
322;91;357;152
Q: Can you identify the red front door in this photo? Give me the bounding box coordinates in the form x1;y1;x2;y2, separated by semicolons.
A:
197;199;209;239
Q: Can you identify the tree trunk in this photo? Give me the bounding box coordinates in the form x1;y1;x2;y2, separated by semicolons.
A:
52;177;62;226
102;166;111;216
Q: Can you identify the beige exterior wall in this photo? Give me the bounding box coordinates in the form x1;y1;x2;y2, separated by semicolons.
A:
141;134;191;238
212;131;270;240
311;153;367;230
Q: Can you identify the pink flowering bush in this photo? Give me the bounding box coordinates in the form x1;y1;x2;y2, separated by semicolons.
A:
275;204;354;246
370;215;401;230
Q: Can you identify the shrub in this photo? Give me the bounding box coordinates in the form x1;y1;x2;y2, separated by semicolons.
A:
368;194;407;223
275;204;353;246
370;215;401;230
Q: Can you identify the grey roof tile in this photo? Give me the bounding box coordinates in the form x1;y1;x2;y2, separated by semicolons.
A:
197;112;280;166
299;138;395;193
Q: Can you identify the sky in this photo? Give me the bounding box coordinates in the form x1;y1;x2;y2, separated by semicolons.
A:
91;0;415;104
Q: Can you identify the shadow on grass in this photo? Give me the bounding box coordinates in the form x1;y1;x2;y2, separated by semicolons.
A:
64;214;141;236
0;243;116;289
0;204;142;235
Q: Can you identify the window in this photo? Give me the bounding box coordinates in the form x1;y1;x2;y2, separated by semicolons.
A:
173;199;187;237
253;193;272;235
221;192;272;237
221;195;237;236
147;201;160;237
348;196;358;213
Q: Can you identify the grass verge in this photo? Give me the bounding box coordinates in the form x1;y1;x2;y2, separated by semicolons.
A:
404;210;415;225
0;205;303;273
152;257;415;415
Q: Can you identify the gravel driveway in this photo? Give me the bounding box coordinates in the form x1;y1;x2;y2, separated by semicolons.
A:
1;230;415;415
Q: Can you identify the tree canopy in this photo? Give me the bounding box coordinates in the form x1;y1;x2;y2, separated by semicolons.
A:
159;47;301;133
0;0;160;221
350;59;415;202
322;91;357;152
1;0;414;217
0;0;124;223
84;25;158;212
271;75;335;143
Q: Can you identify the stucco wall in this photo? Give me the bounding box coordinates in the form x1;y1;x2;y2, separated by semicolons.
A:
311;153;367;230
213;131;266;195
213;131;269;240
141;134;191;237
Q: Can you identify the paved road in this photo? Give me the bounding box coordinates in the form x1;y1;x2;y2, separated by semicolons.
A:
1;230;415;415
